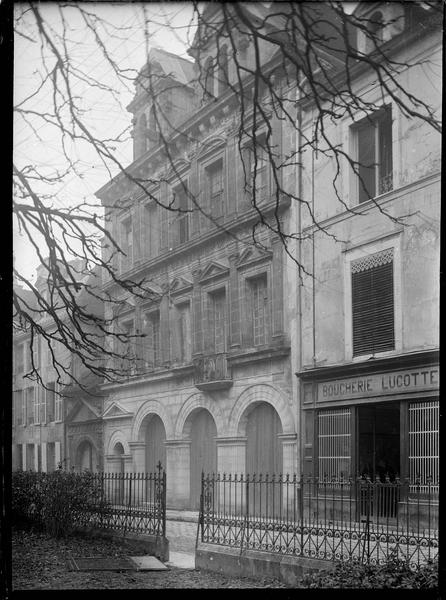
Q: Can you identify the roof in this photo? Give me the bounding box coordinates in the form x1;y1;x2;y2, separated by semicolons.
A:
146;48;195;86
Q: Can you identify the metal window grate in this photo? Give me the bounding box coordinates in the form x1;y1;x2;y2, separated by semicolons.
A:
318;408;351;479
409;400;439;487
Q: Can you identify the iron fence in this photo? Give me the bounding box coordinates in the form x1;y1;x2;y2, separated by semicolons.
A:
76;465;166;536
12;463;166;537
198;473;438;570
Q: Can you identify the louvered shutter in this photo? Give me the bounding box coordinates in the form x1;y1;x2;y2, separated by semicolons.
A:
352;249;394;356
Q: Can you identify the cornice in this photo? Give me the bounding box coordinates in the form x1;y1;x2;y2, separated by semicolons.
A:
296;349;439;381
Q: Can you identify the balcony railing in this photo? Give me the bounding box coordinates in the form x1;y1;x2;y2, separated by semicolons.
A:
193;353;233;391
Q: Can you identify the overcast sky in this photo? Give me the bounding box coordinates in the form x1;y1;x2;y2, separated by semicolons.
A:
14;2;196;282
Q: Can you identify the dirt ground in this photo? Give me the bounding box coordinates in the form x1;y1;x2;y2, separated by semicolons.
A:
10;526;288;590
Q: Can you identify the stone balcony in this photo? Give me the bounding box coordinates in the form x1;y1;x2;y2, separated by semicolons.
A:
193;353;233;391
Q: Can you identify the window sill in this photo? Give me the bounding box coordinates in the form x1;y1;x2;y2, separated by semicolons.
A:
228;344;290;367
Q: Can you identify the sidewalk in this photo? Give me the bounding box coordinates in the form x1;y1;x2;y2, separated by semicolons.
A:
165;510;199;569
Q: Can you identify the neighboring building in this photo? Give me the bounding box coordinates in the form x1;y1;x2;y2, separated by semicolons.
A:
12;260;104;472
96;5;300;509
297;1;440;497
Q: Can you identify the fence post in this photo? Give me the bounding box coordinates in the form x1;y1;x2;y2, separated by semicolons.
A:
196;470;204;550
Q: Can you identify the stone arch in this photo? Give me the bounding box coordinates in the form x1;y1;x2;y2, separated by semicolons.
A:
131;399;174;442
174;392;225;438
196;134;226;160
106;430;131;456
227;384;295;437
73;435;99;471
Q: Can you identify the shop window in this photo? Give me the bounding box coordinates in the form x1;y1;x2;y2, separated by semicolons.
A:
351;248;394;356
355;106;393;203
318;408;352;479
409;400;439;487
247;274;269;346
206;159;224;217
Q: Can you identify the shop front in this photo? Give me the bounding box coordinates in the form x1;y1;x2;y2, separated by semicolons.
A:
298;351;439;527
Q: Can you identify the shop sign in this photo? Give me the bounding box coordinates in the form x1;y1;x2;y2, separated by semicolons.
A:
317;366;439;402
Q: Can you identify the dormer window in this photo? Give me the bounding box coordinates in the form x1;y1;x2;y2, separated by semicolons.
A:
217;45;229;95
204;56;214;97
355;4;405;55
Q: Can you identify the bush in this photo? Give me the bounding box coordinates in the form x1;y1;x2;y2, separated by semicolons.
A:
12;469;106;537
298;558;438;589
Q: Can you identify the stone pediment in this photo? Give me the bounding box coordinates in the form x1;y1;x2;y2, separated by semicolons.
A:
67;399;101;424
170;276;193;295
103;402;133;420
235;246;272;269
199;260;229;283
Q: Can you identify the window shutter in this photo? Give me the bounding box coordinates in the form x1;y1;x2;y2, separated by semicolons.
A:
352;249;394;356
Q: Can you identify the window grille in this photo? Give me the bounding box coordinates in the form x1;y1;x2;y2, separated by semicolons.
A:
409;400;439;488
351;248;394;356
318;408;351;479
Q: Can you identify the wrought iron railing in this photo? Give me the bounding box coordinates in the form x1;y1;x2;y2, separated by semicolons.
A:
77;465;166;536
193;353;232;386
198;473;438;570
12;464;166;537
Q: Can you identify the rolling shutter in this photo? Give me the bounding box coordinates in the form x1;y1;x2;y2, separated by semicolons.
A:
352;248;394;356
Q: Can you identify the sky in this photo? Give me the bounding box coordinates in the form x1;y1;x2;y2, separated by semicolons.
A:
13;2;196;282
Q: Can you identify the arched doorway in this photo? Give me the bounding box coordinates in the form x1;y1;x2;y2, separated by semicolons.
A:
145;414;166;473
190;409;217;509
245;402;283;515
76;440;97;472
112;442;125;504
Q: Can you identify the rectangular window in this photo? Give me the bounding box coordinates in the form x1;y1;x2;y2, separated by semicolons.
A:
26;444;35;471
177;302;191;363
318;408;352;479
26;388;35;426
351;248;394;356
409;400;439;487
356;106;393;203
143;310;160;368
46;382;56;423
55;387;62;421
206;159;224;216
248;275;269;346
47;442;56;472
120;216;133;271
14;390;23;426
14;343;24;374
33;388;40;425
145;202;159;258
173;184;189;244
210;289;226;353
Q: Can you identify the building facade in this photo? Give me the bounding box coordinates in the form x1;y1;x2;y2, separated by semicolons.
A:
297;2;441;496
12;261;104;472
96;5;300;509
